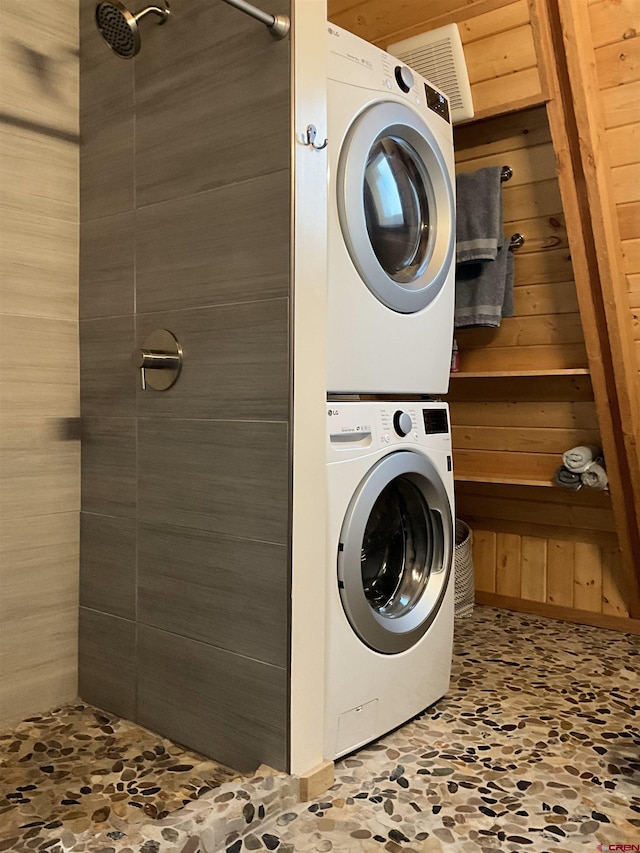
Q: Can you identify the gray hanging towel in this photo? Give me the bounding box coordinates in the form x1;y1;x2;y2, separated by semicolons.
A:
454;238;514;328
454;165;513;328
455;165;503;263
503;248;515;318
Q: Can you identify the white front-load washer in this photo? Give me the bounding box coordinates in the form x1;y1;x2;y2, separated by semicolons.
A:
327;24;456;396
325;400;454;760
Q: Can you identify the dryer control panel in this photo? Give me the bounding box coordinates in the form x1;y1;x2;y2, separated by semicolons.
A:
327;23;451;128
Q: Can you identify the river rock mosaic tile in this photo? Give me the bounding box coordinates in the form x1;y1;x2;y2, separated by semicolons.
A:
251;607;640;853
0;703;243;852
1;607;638;852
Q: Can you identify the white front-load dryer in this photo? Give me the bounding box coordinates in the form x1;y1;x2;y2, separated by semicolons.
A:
327;24;456;396
325;401;455;760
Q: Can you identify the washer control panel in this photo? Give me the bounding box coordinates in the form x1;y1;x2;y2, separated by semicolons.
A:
393;410;413;436
328;403;451;453
379;406;419;443
327;405;374;446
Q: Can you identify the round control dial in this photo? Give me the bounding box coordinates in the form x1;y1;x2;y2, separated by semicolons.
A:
393;410;413;437
394;65;414;93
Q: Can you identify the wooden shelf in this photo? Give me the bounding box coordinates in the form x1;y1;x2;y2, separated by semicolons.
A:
454;473;554;488
450;369;591;378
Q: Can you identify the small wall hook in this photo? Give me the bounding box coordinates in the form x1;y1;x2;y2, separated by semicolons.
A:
305;124;327;150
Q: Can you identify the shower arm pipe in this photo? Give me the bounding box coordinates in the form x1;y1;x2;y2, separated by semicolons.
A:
136;4;171;23
220;0;290;39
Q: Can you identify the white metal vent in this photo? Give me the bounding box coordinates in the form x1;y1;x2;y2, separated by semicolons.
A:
388;24;474;124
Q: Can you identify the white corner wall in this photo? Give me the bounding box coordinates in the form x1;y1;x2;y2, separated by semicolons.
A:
289;0;329;776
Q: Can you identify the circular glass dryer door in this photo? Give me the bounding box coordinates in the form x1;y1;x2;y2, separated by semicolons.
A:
337;451;453;654
337;101;455;314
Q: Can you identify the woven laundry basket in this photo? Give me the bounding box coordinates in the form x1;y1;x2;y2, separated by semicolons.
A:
454;520;474;618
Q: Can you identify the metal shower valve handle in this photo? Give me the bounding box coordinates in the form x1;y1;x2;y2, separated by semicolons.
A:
134;329;183;391
134;349;180;369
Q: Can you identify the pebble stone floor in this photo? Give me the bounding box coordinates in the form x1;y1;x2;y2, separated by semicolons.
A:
1;607;639;853
0;704;244;852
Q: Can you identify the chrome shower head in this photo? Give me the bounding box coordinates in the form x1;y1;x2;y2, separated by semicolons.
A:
95;1;170;58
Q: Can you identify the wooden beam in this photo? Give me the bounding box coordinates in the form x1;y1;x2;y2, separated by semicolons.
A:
529;0;640;615
475;591;640;634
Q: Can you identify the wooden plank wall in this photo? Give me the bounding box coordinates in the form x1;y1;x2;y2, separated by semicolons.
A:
448;374;600;485
458;481;623;611
454;106;588;374
328;0;545;119
460;479;634;625
473;531;627;614
456;481;616;538
586;0;640;380
450;107;596;487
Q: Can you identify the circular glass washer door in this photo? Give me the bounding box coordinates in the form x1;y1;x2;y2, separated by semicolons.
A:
337;101;455;314
338;451;453;654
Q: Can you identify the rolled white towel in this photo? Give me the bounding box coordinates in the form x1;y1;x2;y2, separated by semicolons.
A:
562;445;601;473
581;462;609;490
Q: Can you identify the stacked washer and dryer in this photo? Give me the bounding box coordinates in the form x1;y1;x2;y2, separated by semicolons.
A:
324;24;458;760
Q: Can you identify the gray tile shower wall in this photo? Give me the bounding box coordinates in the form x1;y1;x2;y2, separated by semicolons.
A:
78;608;136;721
80;108;134;220
137;523;288;668
135;299;289;420
80;212;135;319
79;514;136;620
80;315;136;417
81;418;137;518
137;419;289;542
78;0;292;771
134;23;289;205
138;625;288;773
135;173;290;313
